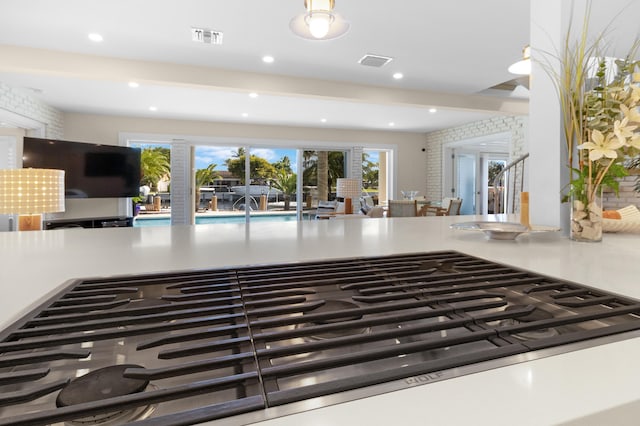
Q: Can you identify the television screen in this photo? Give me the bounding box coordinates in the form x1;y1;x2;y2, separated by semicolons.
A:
22;137;141;198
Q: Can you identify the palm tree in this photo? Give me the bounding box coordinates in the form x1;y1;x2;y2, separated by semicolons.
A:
362;152;379;190
271;170;297;211
302;150;345;200
140;148;170;191
195;163;221;211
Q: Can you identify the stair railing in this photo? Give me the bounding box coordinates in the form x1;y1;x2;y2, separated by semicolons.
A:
491;152;529;214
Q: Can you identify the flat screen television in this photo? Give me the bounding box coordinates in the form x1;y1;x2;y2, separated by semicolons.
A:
22;137;141;198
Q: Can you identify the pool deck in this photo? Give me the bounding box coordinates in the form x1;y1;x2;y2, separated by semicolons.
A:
135;208;306;221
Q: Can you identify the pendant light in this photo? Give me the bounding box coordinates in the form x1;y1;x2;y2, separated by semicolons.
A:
290;0;350;40
508;45;531;75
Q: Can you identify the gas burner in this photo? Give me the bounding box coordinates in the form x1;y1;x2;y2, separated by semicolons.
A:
302;300;369;340
417;260;459;274
309;300;363;323
57;365;157;425
117;298;172;309
501;305;560;341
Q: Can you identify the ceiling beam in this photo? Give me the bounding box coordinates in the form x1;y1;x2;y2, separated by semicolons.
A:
0;44;528;117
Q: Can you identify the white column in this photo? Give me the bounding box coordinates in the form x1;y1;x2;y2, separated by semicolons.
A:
529;0;569;231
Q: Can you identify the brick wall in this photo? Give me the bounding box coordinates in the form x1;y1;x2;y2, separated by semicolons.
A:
424;115;528;202
603;171;640;210
0;82;64;138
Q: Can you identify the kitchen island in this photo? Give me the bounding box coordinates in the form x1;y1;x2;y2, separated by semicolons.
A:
1;215;639;426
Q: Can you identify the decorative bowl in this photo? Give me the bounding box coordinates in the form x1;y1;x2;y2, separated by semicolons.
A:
450;221;559;240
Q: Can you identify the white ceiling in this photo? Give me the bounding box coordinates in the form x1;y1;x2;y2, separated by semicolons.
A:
0;0;635;134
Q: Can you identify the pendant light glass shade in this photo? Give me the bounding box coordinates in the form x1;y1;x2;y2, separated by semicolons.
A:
290;0;350;40
508;45;531;75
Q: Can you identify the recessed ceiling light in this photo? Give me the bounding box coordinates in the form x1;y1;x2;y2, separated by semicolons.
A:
88;33;103;42
393;72;404;80
320;118;327;123
249;92;259;99
429;108;437;113
242;112;249;118
128;81;139;88
149;106;157;112
262;55;275;64
388;122;395;127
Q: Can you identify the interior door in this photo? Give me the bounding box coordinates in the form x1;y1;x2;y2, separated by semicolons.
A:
454;151;478;215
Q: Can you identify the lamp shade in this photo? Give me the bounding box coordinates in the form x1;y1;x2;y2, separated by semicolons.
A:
0;168;65;214
508;45;531;75
336;178;361;200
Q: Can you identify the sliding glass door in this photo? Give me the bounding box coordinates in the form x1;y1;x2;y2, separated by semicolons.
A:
128;137;393;226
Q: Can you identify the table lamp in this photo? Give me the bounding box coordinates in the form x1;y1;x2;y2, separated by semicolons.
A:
336;178;361;215
0;168;65;231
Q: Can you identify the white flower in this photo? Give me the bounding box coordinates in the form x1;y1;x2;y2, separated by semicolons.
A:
628;134;640;150
631;83;640;104
578;130;623;161
621;104;640;125
613;117;638;145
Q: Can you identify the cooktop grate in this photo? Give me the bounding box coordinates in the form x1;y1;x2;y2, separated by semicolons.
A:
1;250;640;426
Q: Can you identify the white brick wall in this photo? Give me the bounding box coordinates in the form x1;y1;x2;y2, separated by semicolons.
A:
603;174;640;210
424;115;528;202
350;146;364;191
0;82;64;138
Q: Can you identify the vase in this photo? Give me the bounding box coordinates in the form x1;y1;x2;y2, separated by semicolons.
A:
570;185;603;242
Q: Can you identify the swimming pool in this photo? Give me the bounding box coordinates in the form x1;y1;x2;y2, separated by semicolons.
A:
134;213;303;227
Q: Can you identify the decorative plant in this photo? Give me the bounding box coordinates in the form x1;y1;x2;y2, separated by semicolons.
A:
539;1;640;239
541;3;639;193
575;57;640;201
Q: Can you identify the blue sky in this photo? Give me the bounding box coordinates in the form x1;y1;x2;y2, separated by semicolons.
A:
132;143;379;173
194;146;297;172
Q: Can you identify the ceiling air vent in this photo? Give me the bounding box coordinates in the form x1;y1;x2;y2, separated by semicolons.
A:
358;54;393;68
191;28;223;45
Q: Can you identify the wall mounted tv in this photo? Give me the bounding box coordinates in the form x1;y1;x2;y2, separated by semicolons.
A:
22;137;141;199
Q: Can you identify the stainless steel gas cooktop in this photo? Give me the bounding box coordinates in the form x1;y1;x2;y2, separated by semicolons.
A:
2;250;640;426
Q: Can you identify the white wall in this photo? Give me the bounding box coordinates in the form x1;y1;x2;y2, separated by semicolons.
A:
423;115;528;202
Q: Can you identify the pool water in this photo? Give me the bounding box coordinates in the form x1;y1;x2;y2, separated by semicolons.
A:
134;214;302;227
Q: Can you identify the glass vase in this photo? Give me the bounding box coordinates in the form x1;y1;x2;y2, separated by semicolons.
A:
570;185;603;242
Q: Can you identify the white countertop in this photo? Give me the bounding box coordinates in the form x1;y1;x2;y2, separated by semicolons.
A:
2;215;640;425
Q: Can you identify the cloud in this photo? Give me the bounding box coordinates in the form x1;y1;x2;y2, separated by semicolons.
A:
250;148;278;161
194;146;238;169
